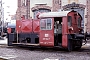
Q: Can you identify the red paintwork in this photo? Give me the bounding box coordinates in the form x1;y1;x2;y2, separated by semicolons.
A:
21;15;25;20
16;19;32;33
40;18;54;47
7;27;11;33
33;19;40;33
68;12;75;33
16;20;22;33
21;20;32;33
62;17;68;48
67;12;82;34
62;11;82;48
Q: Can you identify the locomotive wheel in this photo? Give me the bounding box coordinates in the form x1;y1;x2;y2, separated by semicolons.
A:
7;33;13;46
75;46;81;50
74;40;82;50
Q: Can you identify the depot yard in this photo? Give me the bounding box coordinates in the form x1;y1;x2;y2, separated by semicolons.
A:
0;44;89;60
0;37;90;60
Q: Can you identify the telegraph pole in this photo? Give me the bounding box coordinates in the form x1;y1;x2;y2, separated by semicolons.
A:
1;0;4;37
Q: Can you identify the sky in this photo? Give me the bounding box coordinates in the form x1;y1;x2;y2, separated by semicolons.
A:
2;0;17;22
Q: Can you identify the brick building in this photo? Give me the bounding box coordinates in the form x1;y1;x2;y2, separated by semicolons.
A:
16;0;61;19
16;0;30;20
0;0;4;26
86;0;90;32
16;0;90;33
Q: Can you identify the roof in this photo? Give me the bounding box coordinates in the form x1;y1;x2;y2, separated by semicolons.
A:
38;11;70;18
8;20;16;28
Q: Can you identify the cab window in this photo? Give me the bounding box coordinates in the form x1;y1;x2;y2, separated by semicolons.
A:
77;17;81;28
40;18;52;30
40;19;46;29
68;16;72;26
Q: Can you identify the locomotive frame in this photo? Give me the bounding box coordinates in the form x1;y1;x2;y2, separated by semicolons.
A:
7;10;88;51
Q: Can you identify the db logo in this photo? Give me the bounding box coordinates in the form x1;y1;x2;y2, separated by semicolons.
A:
45;34;49;37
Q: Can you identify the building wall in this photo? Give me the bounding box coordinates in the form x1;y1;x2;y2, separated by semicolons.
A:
86;0;90;32
62;0;87;32
16;0;61;19
11;15;16;20
16;0;90;33
16;0;30;20
62;0;86;6
30;0;52;18
52;0;61;11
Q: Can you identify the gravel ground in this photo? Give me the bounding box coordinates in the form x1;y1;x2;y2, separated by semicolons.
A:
0;37;90;60
0;44;90;60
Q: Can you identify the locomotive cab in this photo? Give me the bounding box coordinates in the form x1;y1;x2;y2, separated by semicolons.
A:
39;11;83;51
39;17;66;47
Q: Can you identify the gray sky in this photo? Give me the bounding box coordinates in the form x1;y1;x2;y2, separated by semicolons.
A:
2;0;17;21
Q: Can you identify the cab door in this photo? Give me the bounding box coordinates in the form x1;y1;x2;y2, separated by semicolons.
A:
39;18;54;47
62;17;68;48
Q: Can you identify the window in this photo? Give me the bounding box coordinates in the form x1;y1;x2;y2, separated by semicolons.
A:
24;0;26;6
47;18;52;29
40;18;52;30
68;16;72;26
21;0;26;6
77;17;81;28
40;19;46;29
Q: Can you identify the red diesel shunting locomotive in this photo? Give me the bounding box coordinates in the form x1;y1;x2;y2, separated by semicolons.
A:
7;10;88;51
